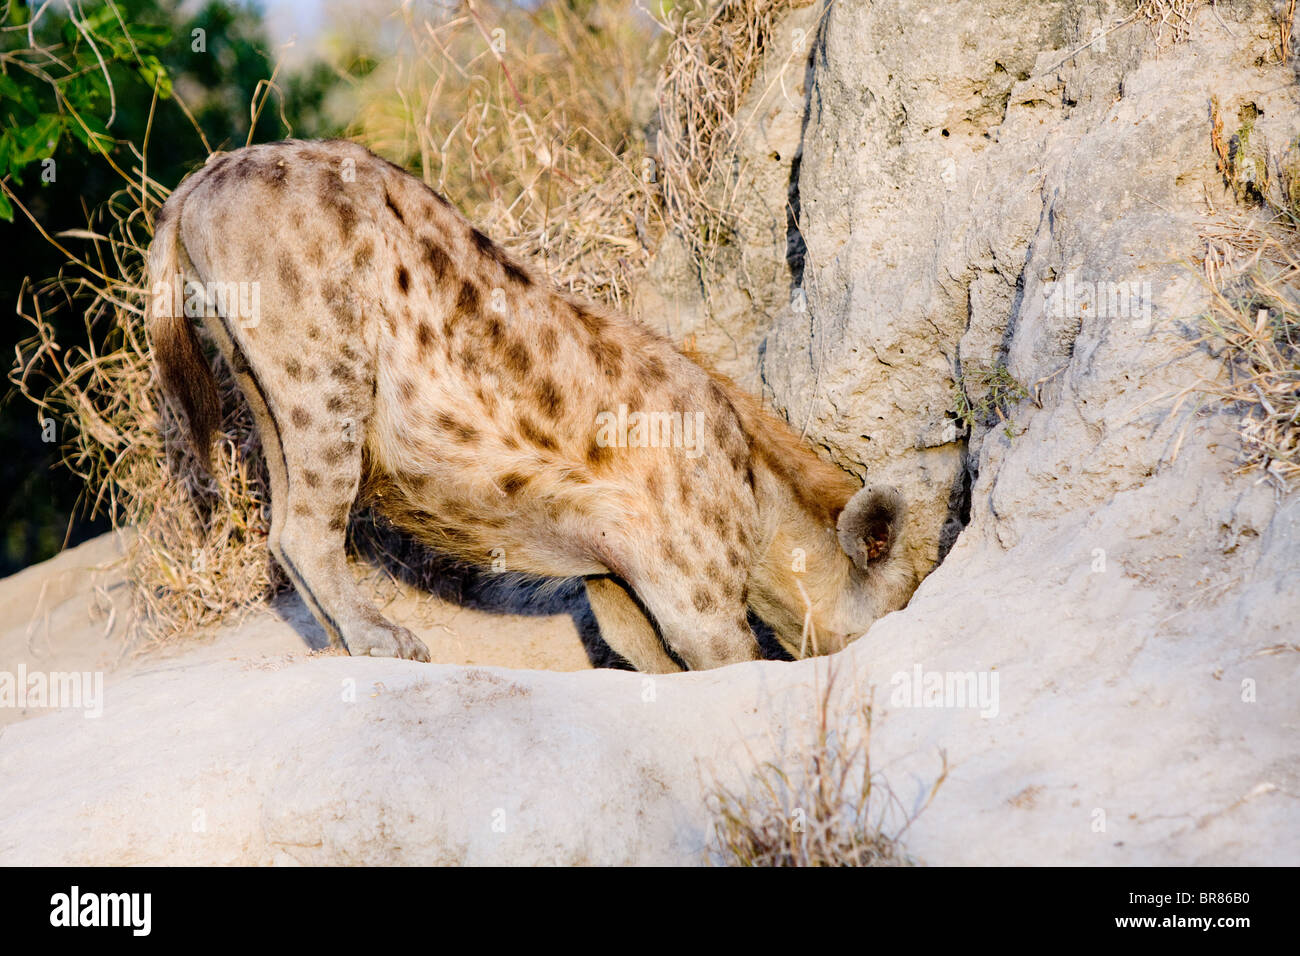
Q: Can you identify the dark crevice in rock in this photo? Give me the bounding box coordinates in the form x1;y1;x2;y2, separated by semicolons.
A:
761;0;829;409
937;453;975;565
783;2;830;292
996;268;1028;363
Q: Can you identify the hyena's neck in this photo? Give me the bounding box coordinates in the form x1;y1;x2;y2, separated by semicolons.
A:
700;368;864;645
749;459;863;648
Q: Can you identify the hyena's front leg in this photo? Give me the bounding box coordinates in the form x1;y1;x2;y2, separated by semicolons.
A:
215;323;429;662
584;576;683;673
612;541;759;671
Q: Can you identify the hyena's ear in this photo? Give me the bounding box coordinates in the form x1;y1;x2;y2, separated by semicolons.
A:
837;485;906;572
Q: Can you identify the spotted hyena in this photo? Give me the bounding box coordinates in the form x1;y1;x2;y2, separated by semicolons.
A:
147;139;914;671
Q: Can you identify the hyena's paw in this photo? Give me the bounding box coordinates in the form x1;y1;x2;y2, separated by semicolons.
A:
341;620;431;663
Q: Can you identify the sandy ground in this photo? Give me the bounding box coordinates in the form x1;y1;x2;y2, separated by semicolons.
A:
0;532;605;729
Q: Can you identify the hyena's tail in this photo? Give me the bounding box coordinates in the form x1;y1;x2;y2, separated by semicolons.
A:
146;171;221;472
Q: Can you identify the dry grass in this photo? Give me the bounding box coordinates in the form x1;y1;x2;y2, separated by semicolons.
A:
1275;0;1297;62
10;186;285;645
352;0;665;308
1135;0;1199;45
1191;91;1300;493
653;0;796;284
351;0;798;302
10;0;803;645
1198;218;1300;491
708;662;947;866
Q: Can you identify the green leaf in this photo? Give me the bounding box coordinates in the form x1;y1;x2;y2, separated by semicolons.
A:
0;74;41;117
67;113;112;156
136;56;173;99
0;189;13;223
11;114;64;167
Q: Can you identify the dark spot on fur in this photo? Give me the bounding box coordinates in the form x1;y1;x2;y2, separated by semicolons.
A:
539;326;558;357
293;502;312;518
323;281;359;332
457;281;480;315
534;376;562;418
319;167;357;240
290;406;312;428
641;355;668;385
326;394;346;413
398;378;417;403
692;588;716;613
416;321;434;354
264;160;288;188
499;472;528;496
206;155;233;189
519;415;558;452
665;542;691;572
424;238;452;280
328;506;349;533
333;199;358;240
384;188;405;223
435;412;478;444
587;439;613;468
323;443;351;465
278;254;302;295
502;259;531;286
572;305;606;337
330;362;354;383
504;340;532;377
712;413;734;450
396;265;410;294
303;470;321;489
589;336;623;374
284;358;304;381
352;240;374;270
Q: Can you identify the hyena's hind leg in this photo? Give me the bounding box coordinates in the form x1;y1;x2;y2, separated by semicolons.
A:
584;577;683;673
208;319;429;662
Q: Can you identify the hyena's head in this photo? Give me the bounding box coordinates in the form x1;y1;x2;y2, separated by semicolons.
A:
773;484;915;660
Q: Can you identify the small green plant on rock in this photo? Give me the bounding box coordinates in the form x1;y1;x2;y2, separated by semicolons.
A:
952;364;1029;439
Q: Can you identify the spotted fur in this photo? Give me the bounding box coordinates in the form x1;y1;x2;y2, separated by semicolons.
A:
147;139;914;670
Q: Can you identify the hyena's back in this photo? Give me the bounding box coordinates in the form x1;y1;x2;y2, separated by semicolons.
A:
148;139;798;669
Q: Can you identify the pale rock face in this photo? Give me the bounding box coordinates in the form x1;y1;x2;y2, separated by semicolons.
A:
2;0;1298;865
